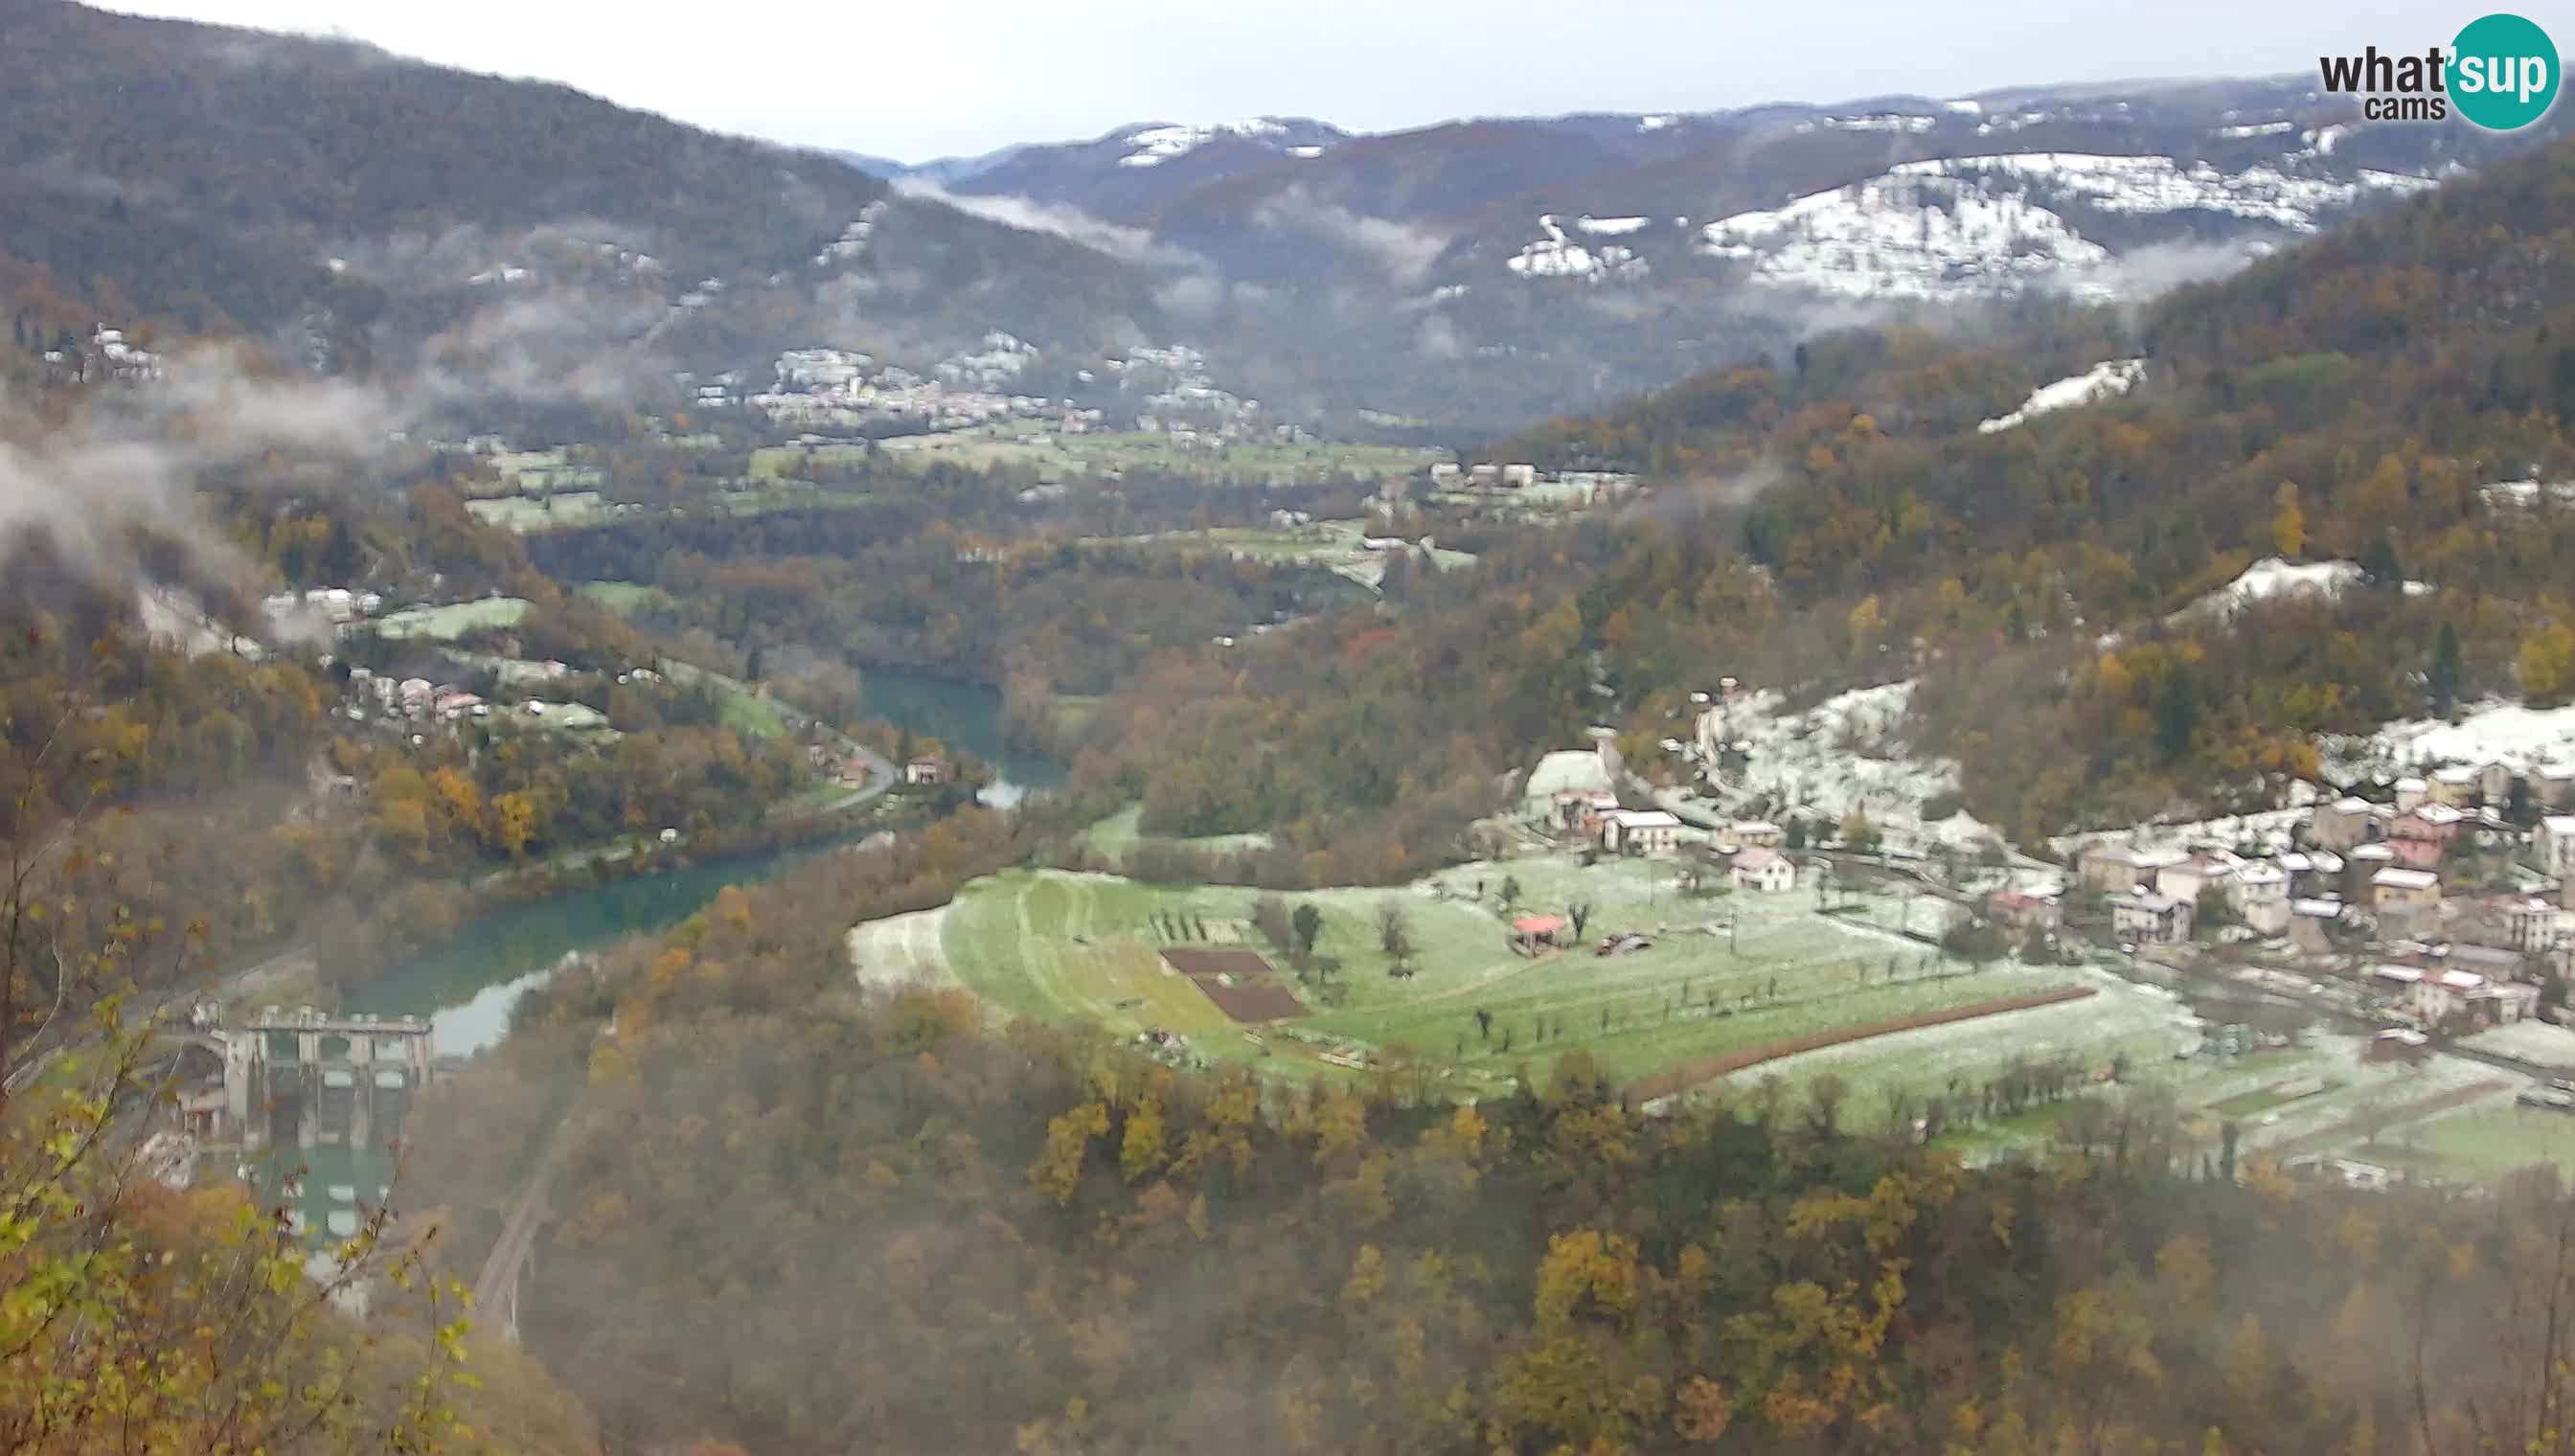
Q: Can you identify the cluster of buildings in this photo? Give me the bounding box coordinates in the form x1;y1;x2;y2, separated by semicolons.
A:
262;586;385;629
1523;742;1801;894
2073;758;2575;1034
1426;462;1642;504
741;342;1078;433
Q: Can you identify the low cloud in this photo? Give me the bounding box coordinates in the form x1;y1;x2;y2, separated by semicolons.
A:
1253;189;1450;285
891;179;1203;270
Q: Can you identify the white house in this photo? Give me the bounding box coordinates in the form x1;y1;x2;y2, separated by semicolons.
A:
2155;852;2239;907
1731;847;1796;893
2228;862;2291;936
2539;815;2575;877
2112;890;2194;944
2414;968;2541;1027
1601;808;1682;856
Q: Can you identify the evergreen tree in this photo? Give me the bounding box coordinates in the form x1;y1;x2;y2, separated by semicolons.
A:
2430;622;2463;715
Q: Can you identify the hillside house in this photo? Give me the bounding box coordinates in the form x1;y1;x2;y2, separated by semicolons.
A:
2081;843;2185;895
1732;847;1796;893
2538;765;2574;808
1731;820;1785;849
2415;968;2540;1028
2372;866;2443;916
2229;862;2291;936
1501;463;1538;488
1550;787;1620;833
1987;889;2062;934
904;757;952;785
2276;850;2343;898
1600;809;1683;856
2111;890;2194;944
2443;942;2530;985
2430;764;2485;808
2290;898;2347;954
2395;777;2430;813
2390;804;2465;866
2308;798;2381;852
2540;815;2575;877
2155;853;2239;906
1522;747;1615;821
2504;896;2575;955
2368;1027;2433;1064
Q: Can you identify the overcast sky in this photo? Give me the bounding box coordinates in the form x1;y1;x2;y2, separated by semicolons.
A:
96;0;2575;162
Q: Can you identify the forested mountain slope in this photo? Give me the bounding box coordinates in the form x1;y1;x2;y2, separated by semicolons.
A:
0;0;1163;372
1488;127;2575;833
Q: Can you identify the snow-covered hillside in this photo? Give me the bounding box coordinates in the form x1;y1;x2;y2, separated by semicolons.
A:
1698;152;2438;300
2328;701;2575;779
1978;358;2144;432
1507;215;1650;281
1691;682;1992;853
1118;119;1296;168
2180;557;2429;622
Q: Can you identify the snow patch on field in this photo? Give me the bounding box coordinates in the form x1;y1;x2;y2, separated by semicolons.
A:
1977;358;2143;432
1574;215;1650;236
845;905;956;990
2219;121;2295;138
2464;1019;2575;1067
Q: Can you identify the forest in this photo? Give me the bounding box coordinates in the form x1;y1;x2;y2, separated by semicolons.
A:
1093;133;2575;848
398;811;2575;1456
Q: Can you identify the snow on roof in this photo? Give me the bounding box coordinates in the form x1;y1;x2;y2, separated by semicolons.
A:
1733;847;1787;871
1606;809;1681;830
2411;803;2467;826
2374;867;2441;890
2543;814;2575;833
2236;862;2288;884
2433;764;2483;784
2292;899;2344;918
2328;797;2374;813
1976;358;2143;433
2371;965;2425;983
2352;843;2397;862
2377;1028;2430;1046
2438;969;2488;990
2307;851;2344;873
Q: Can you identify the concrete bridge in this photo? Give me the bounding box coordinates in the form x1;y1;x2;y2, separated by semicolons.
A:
470;1118;572;1342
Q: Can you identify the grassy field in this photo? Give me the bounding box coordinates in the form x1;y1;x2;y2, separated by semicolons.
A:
849;428;1438;486
2360;1100;2575;1182
371;597;531;642
578;580;671;617
842;852;2101;1093
465;492;608;531
1079;805;1275;864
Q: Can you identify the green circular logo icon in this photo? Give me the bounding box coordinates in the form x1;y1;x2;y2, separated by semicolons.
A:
2450;12;2560;130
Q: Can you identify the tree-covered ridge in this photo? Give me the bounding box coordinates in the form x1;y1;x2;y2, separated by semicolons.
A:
1270;135;2575;837
412;825;2575;1456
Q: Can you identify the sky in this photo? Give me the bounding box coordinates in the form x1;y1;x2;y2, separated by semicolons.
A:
96;0;2575;163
